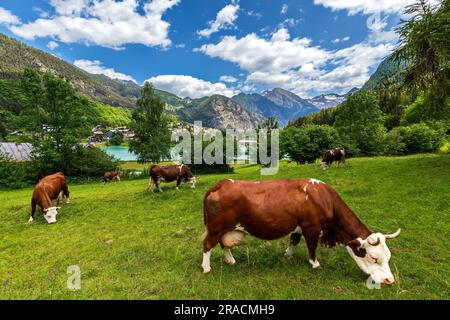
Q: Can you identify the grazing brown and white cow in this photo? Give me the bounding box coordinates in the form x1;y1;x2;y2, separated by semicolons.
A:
147;164;196;192
321;147;346;170
30;172;70;224
102;171;121;185
202;178;401;285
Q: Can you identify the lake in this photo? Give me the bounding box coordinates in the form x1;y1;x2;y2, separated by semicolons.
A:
102;146;138;161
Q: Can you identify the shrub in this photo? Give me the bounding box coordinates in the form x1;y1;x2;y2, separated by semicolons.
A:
108;132;124;146
280;125;342;164
0;152;33;189
383;123;444;155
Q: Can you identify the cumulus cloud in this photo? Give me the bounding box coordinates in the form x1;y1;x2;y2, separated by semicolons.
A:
146;75;237;98
199;27;394;97
7;0;180;49
197;4;240;38
47;41;59;50
313;0;414;15
219;75;238;83
74;59;137;83
0;7;20;25
280;4;288;15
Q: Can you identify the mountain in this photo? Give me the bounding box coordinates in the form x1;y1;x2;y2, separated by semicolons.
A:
262;88;320;116
362;55;408;91
0;33;137;108
177;95;264;130
232;88;320;126
306;87;359;109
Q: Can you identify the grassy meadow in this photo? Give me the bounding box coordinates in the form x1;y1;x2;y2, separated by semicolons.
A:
0;154;449;300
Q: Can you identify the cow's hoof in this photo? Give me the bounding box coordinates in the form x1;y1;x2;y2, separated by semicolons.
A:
202;266;211;274
28;217;34;223
224;257;236;265
309;259;321;269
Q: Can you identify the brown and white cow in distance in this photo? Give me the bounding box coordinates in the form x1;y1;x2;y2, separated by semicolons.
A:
148;164;196;192
202;178;401;285
321;147;346;170
30;172;70;224
102;171;121;185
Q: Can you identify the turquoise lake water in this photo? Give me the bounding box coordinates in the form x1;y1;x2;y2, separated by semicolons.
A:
102;146;138;161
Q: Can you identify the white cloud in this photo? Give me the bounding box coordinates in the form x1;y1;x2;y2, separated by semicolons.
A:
279;18;302;28
280;4;288;15
197;4;240;38
313;0;414;15
219;75;238;83
332;36;350;43
147;75;237;98
74;59;137;83
0;7;20;25
8;0;180;49
47;41;59;50
199;26;394;97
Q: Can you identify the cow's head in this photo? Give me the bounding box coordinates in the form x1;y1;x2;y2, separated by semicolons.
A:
189;177;197;188
43;207;60;224
347;229;401;285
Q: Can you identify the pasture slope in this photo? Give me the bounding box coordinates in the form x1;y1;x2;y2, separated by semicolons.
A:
0;154;449;300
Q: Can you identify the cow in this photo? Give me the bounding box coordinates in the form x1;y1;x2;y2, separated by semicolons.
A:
102;171;121;185
201;178;401;285
147;164;197;192
30;173;70;224
321;147;346;170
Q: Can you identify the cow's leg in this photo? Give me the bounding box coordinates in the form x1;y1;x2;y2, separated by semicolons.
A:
223;247;236;265
303;229;321;269
285;227;302;258
62;183;70;204
57;191;63;206
157;178;163;192
29;200;37;223
147;176;154;192
176;177;182;190
202;232;223;273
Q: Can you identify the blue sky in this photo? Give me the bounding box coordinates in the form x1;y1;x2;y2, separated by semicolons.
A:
0;0;413;98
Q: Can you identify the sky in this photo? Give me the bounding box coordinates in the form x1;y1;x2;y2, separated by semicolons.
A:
0;0;416;99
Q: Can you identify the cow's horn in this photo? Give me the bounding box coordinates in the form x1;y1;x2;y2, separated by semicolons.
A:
367;236;380;246
384;228;401;240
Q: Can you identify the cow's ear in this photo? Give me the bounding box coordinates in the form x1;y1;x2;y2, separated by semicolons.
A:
347;239;367;258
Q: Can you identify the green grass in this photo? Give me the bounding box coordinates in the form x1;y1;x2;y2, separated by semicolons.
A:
0;154;449;300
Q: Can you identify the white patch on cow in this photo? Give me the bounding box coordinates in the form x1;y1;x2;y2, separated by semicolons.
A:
255;181;261;184
306;195;309;201
223;248;236;265
43;207;59;224
340;149;345;156
310;179;324;185
330;150;335;155
303;184;308;192
346;233;395;285
202;250;212;273
309;259;321;269
189;177;196;188
228;179;235;183
28;216;34;223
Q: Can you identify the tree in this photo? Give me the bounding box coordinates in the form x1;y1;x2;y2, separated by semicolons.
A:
258;116;279;130
19;68;116;178
393;0;450;119
280;125;341;164
129;83;171;163
108;131;124;146
335;92;386;156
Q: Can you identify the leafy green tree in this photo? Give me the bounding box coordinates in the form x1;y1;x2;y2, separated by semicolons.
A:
108;131;124;146
258;116;279;129
335;92;386;156
280;125;341;164
19;68;116;177
393;0;450;119
129;82;171;163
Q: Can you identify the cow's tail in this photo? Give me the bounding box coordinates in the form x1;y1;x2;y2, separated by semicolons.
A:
202;180;226;240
